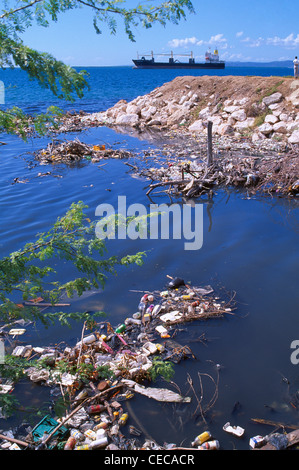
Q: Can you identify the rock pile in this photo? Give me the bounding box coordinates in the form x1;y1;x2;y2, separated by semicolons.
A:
77;76;299;145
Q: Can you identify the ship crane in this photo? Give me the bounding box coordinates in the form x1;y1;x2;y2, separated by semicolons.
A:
137;51;194;60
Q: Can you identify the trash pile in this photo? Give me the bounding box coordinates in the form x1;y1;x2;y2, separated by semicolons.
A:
1;277;298;451
142;151;299;198
35;139;133;165
0;277;238;450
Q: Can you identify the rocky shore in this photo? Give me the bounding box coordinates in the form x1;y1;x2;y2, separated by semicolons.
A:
48;76;299;199
67;75;299;147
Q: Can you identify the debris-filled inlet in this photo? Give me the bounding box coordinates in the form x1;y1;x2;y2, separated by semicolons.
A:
0;278;298;451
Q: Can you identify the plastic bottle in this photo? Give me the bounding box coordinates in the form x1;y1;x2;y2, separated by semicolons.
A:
191;431;212;446
152;304;161;317
93;422;108;431
76;334;97;347
138;294;148;312
199;440;220;450
64;436;76;450
70;429;83;441
87;404;106;415
118;413;128;425
146;304;154;314
90;437;108;449
115;324;126;334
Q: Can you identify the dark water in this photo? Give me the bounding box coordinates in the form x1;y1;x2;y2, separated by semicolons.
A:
0;67;298;450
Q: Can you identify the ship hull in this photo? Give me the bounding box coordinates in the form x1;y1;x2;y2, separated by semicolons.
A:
132;60;225;69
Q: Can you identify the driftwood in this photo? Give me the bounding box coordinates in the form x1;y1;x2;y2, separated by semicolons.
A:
142;150;299;199
0;433;29;448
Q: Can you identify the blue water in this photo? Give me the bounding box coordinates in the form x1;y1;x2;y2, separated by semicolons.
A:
0;67;298;450
1;65;293;115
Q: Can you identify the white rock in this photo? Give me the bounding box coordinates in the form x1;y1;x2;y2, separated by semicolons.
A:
252;131;266;142
189;120;205;132
239;97;250;106
234;118;255;130
286;121;299;132
268;103;281;111
126;104;140;115
288;130;299;144
182;100;194;109
223;105;240;114
179;95;188;105
227;116;236;126
272;121;287;133
258;122;273;135
262;92;282;106
218;124;234;135
198;106;210;117
141;106;157;121
279;113;289;122
115;113;139;126
264;114;279;124
231;109;247;121
210;115;223;126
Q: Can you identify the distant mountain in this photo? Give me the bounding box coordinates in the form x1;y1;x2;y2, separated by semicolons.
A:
227;60;293;68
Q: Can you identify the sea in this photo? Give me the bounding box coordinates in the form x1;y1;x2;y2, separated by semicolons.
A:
0;65;298;450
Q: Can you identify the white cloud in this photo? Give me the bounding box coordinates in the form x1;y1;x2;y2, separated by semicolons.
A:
168;37;198;48
236;31;243;38
208;34;227;44
168;34;227;49
266;33;299;47
240;32;299;49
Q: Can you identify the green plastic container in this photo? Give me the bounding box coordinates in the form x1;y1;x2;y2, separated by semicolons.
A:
32;414;68;445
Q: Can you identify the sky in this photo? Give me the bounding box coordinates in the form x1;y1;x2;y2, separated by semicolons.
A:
17;0;299;66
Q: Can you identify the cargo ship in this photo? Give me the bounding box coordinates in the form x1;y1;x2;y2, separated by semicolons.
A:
132;49;225;69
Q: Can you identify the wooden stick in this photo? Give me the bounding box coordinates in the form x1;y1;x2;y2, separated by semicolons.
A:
146;179;191;196
251;418;298;430
0;433;29;448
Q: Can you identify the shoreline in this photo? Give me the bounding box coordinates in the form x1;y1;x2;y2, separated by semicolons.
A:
41;75;299;199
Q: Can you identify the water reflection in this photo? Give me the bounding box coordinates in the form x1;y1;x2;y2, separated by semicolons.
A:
0;125;298;449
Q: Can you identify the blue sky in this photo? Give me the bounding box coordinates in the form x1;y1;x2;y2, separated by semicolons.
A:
19;0;299;66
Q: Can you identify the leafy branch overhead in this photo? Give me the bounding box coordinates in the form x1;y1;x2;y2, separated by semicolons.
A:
0;1;194;97
0;1;194;137
0;202;145;326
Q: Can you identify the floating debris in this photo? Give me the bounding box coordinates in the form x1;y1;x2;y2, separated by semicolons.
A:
34;138;133;165
1;278;298;451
